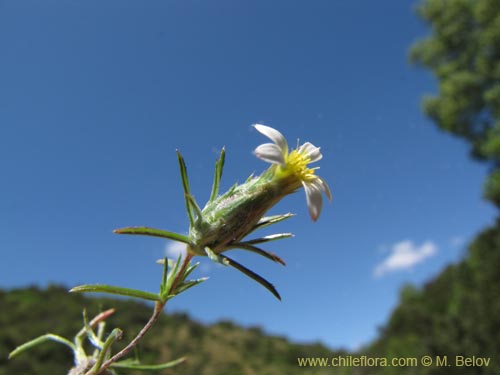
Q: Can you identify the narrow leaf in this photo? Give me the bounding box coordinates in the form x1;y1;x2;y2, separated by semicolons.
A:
113;227;190;244
70;284;160;302
228;243;286;266
221;255;281;300
9;334;75;359
173;277;209;295
209;147;225;202
252;213;295;231
186;194;203;223
160;256;168;296
184;261;201;277
161;254;183;300
177;150;195;226
243;233;294;245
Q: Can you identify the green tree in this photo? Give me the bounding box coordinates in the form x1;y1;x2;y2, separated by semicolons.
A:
410;0;500;204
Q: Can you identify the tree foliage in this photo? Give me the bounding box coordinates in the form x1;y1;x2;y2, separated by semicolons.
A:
410;0;500;204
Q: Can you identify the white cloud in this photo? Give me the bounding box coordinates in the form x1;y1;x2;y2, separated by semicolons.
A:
374;240;437;277
165;241;187;259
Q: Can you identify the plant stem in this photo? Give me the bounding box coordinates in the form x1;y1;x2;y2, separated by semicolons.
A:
87;254;193;375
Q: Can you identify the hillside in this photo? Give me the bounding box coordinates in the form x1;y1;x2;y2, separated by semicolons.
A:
0;285;345;375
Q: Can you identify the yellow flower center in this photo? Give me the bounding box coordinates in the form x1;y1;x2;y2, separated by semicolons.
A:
280;149;316;182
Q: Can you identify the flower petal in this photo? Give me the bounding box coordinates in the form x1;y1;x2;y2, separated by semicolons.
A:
253;124;288;155
254;143;286;165
303;181;323;221
298;142;322;163
315;176;332;201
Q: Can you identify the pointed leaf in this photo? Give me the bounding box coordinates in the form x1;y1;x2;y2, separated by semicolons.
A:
227;243;286;265
209;147;225;202
182;261;201;281
252;213;295;231
177;150;195;226
113;227;190;244
243;233;294;245
221;254;281;300
186;194;203;223
173;277;209;296
160;257;168;294
70;284;160;302
161;254;183;300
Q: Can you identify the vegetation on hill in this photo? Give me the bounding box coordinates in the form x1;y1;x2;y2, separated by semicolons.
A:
0;285;343;375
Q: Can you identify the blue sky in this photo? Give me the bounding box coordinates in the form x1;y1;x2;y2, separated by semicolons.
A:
1;0;496;351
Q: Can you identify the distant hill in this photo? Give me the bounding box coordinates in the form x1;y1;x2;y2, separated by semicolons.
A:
0;285;346;375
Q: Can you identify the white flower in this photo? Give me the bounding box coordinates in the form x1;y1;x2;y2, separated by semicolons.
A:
253;124;332;221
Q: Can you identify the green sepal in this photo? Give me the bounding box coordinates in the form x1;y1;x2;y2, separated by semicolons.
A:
111;357;186;370
221;254;281;300
209;147;225;202
70;284;160;302
8;334;76;359
113;226;190;244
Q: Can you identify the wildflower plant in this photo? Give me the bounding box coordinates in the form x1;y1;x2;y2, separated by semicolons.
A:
9;124;331;374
